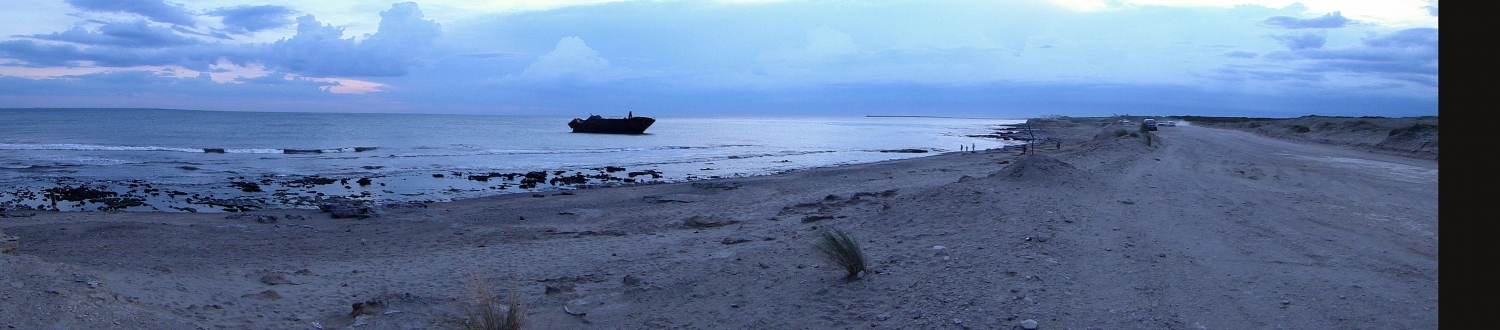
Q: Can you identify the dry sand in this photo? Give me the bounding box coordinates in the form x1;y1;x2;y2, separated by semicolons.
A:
1;118;1438;329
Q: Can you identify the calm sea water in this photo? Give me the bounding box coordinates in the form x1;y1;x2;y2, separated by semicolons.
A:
1;108;1024;212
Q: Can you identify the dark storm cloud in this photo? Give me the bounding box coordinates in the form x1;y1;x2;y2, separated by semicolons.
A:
64;0;197;26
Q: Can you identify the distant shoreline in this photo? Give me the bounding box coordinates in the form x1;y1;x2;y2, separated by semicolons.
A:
866;115;1024;120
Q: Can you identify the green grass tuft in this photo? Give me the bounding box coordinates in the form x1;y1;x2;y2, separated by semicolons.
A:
811;227;868;281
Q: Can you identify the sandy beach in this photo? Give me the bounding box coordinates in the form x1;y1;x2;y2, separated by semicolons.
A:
1;117;1439;329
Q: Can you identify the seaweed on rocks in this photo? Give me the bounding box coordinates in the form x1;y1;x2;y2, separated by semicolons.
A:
44;185;116;202
231;181;263;192
284;176;338;188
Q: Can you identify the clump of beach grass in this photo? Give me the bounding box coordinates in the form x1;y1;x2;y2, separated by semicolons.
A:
456;272;526;330
811;226;868;281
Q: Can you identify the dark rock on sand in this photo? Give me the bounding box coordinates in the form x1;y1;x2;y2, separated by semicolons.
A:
721;236;754;245
284;176;338;187
43;185;116;202
242;290;283;301
683;215;738;228
350;299;387;317
231;181;262;192
1;231;18;255
692;182;741;190
226;213;278;224
801;215;835;223
319;199;376;219
259;274;297;285
546;283;576;294
644;194;705;203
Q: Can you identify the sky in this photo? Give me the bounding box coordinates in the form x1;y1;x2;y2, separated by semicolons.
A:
0;0;1438;117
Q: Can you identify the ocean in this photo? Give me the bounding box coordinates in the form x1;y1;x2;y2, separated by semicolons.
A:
1;108;1026;212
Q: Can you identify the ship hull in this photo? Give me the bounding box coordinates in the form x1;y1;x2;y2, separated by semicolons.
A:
568;116;655;134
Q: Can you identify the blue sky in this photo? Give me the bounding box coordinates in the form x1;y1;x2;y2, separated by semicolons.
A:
0;0;1438;117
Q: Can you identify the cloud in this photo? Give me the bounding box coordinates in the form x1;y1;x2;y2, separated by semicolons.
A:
1296;28;1438;85
64;0;196;26
1;2;440;79
0;39;222;69
207;5;296;35
26;20;199;48
1423;0;1438;17
515;36;610;83
1261;12;1349;29
258;2;441;77
1221;50;1257;58
1361;28;1438;49
1216;28;1437;88
802;27;858;57
1270;32;1325;50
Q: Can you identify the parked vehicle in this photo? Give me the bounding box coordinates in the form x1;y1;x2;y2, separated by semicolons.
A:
1161;121;1176;127
1143;119;1158;131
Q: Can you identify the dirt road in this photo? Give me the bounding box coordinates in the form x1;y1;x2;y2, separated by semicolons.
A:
1028;124;1439;329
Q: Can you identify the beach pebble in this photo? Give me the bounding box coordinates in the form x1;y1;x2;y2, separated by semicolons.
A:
1020;319;1039;329
622;275;642;286
932;246;949;257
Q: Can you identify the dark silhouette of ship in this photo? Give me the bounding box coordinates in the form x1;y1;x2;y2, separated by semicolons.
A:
568;112;655;134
